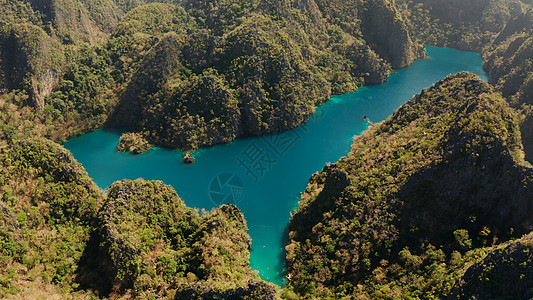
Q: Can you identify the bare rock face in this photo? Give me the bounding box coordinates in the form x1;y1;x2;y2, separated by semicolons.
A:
30;69;59;109
292;0;324;27
484;9;533;102
0;23;63;109
521;111;533;162
0;201;21;241
28;0;118;44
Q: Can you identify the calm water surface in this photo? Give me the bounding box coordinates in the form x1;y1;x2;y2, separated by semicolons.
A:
64;46;488;285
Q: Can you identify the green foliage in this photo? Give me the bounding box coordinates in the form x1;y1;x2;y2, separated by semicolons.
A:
398;0;533;106
0;136;274;298
0;0;424;151
0;0;42;26
0;136;103;298
0;23;64;105
285;72;533;298
3;0;533;298
454;229;472;251
117;132;151;154
113;3;196;37
108;0;421;150
398;0;526;52
398;0;533;169
98;179;270;298
484;9;533;106
451;233;533;298
179;0;259;35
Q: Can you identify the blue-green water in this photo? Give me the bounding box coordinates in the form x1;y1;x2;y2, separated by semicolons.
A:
64;46;487;285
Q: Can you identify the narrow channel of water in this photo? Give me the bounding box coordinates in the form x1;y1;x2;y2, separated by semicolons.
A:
64;46;488;285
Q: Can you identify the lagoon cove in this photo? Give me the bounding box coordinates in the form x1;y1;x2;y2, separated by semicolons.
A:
64;46;487;285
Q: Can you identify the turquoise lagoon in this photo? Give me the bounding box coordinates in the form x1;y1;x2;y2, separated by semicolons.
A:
64;46;488;285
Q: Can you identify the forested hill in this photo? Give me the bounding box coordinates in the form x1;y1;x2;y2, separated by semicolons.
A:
398;0;533;161
1;0;533;299
285;72;533;298
0;0;424;150
0;134;277;298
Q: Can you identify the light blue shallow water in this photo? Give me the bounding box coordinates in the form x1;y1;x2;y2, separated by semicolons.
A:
64;46;487;285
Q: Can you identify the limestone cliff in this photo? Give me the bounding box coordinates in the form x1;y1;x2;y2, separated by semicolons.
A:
0;23;63;109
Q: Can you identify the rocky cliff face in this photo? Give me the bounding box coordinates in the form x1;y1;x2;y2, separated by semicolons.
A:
399;0;531;101
480;8;533;164
286;72;533;298
399;0;533;166
483;9;533;104
306;0;426;68
399;0;527;51
0;24;63;109
27;0;123;44
520;109;533;161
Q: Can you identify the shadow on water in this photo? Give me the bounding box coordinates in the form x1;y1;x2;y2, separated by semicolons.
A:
277;226;290;287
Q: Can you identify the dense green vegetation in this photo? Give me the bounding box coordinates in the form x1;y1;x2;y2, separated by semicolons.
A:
0;0;421;297
93;179;275;299
398;0;533;107
108;0;425;150
0;136;103;298
0;141;276;298
398;0;527;51
0;98;274;297
1;0;424;151
484;8;533;106
399;0;533;162
0;23;64;109
285;72;533;298
450;232;533;298
3;71;533;299
117;132;151;154
1;0;533;298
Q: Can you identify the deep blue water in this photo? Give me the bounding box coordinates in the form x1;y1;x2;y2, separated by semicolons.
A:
64;46;487;285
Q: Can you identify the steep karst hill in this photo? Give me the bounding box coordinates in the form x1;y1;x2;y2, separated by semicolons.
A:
1;0;533;298
0;136;277;298
285;72;533;298
89;179;276;299
0;136;104;298
1;0;424;151
400;0;533;168
107;0;424;151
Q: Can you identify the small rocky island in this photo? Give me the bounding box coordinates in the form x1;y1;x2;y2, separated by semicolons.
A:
182;152;195;164
117;132;151;154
